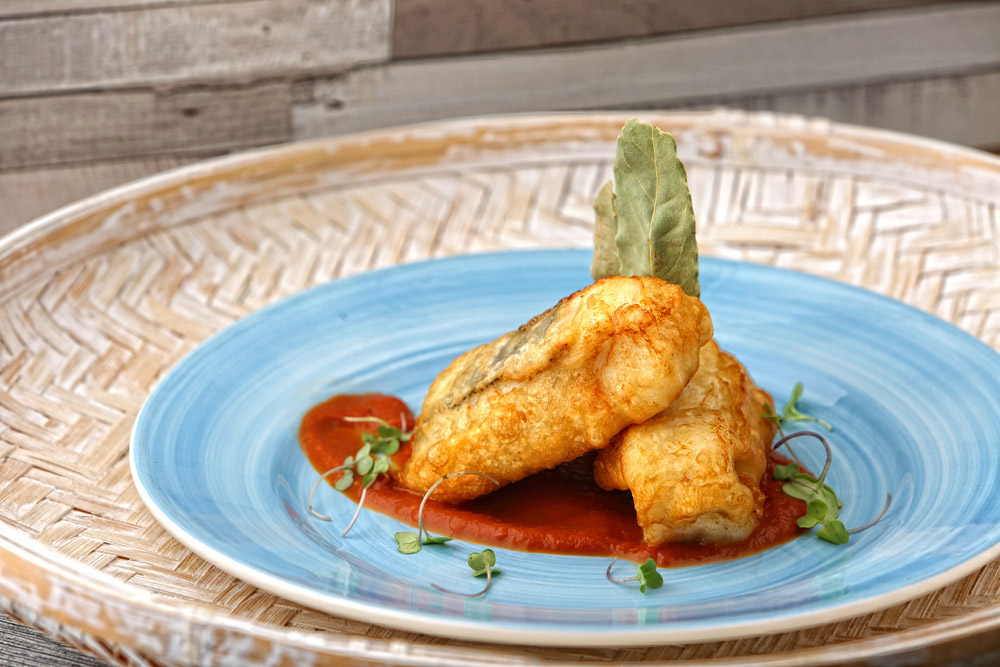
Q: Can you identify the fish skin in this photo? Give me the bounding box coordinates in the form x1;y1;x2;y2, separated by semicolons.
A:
398;276;713;503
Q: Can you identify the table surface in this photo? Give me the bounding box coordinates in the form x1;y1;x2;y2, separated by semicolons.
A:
1;112;1000;667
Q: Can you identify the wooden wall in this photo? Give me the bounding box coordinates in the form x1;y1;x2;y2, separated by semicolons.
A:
1;0;998;233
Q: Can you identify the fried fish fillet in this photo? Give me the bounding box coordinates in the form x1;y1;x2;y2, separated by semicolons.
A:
398;276;713;503
593;340;775;544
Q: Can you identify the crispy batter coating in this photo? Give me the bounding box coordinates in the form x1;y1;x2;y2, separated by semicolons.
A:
398;277;713;503
593;340;776;544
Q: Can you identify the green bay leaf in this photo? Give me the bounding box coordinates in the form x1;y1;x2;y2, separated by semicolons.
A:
590;180;620;280
612;119;700;297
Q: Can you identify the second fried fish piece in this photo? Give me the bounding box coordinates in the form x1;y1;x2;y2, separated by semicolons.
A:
398;276;713;503
593;340;776;545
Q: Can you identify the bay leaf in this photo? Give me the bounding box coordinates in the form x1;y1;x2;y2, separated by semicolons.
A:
612;119;700;297
590;180;620;280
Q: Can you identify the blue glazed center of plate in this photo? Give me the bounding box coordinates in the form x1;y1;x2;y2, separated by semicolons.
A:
131;250;1000;640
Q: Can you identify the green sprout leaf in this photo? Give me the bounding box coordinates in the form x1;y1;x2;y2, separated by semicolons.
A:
422;536;453;545
356;455;373;475
773;462;799;481
372;438;400;455
468;549;493;571
817;520;850;544
797;498;829;528
633;558;664;593
334;470;354;491
782;382;833;431
394;531;422;554
468;549;501;577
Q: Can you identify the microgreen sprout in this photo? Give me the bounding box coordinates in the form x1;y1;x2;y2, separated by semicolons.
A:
773;431;891;544
431;549;501;597
763;382;832;468
308;415;411;536
606;557;663;593
343;415;412;456
763;382;832;433
394;471;500;554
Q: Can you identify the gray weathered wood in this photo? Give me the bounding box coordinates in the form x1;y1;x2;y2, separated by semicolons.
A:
293;3;1000;141
0;0;245;19
0;155;212;235
0;83;290;170
0;0;391;96
694;69;1000;150
393;0;945;59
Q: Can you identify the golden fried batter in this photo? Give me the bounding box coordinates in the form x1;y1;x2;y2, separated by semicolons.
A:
398;276;713;503
593;340;775;544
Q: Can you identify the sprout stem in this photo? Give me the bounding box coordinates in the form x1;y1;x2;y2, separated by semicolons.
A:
341;485;368;537
416;471;500;542
848;493;892;535
308;464;350;521
773;431;832;489
431;567;493;598
605;557;639;584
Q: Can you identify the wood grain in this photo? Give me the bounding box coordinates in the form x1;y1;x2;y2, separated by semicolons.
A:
0;0;245;19
295;4;1000;138
688;69;1000;150
0;112;998;666
393;0;947;58
0;84;290;170
0;0;391;96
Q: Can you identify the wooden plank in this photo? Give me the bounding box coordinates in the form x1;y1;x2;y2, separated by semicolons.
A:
699;70;1000;150
393;0;948;59
0;0;391;96
294;4;1000;140
0;83;290;170
0;0;245;20
293;68;1000;150
0;155;214;236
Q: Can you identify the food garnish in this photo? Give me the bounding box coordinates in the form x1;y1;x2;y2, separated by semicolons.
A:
771;431;848;544
591;118;700;297
308;415;411;536
770;418;891;544
606;557;664;594
763;382;833;433
431;549;501;598
394;471;500;554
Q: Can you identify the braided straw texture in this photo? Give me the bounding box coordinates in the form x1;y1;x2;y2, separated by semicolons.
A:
0;111;998;666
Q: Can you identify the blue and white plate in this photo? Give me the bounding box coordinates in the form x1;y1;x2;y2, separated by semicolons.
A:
130;250;1000;646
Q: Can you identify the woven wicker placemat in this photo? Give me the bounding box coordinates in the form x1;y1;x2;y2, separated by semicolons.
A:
1;111;998;666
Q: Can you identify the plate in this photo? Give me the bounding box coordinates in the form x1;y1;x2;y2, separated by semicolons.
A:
130;249;1000;647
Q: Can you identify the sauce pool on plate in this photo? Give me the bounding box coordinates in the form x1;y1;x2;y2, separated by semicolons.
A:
299;393;805;567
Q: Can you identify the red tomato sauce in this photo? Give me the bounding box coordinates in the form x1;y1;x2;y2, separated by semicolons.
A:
299;393;806;567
